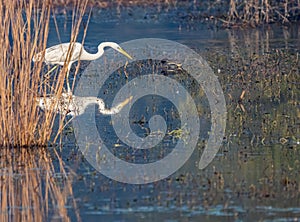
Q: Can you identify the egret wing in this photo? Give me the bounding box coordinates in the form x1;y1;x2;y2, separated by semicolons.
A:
44;42;82;65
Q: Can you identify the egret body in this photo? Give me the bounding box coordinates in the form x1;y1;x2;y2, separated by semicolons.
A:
33;42;132;92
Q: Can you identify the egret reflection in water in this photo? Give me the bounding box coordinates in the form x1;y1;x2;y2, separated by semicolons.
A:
36;93;132;117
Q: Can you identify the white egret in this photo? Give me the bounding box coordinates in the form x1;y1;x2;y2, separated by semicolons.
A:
33;42;133;92
36;93;132;117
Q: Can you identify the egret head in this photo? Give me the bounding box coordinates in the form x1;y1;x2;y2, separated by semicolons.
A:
110;43;133;60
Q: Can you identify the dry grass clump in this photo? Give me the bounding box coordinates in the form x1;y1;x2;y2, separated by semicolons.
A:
0;0;88;147
63;0;299;27
0;0;49;147
226;0;300;27
51;0;178;8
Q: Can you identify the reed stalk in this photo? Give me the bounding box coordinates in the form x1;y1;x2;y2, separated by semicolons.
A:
226;0;298;26
0;0;88;147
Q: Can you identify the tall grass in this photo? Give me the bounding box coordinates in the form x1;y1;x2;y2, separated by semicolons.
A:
76;0;299;26
0;0;88;147
0;1;87;220
227;0;300;26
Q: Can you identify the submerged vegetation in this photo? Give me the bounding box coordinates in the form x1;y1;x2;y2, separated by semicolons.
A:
203;28;299;147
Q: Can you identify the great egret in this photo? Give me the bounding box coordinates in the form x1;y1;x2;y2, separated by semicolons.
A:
36;93;132;117
33;42;133;92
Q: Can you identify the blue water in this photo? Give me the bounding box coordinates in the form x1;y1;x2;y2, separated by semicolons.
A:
41;7;300;222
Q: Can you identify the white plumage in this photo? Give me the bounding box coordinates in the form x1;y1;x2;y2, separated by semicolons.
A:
33;42;132;92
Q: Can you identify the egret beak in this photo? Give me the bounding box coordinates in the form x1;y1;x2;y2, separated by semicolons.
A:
118;48;133;60
119;96;133;107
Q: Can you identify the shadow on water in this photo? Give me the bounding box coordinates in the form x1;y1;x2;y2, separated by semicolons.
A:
2;5;300;222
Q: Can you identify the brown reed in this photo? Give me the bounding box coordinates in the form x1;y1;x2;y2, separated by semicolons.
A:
226;0;299;26
0;0;88;147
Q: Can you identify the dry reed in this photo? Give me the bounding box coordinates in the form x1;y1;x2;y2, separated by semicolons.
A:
226;0;300;26
0;1;88;220
0;0;88;147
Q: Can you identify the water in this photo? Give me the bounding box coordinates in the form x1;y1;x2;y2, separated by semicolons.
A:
2;5;300;222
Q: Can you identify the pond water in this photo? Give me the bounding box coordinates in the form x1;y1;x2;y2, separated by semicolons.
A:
1;6;300;222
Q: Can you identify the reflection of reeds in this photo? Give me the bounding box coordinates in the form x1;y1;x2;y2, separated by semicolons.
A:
0;147;80;222
0;0;88;147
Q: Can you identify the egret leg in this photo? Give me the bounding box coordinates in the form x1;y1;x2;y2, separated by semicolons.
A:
39;65;58;88
66;70;71;93
45;65;58;76
66;63;72;93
